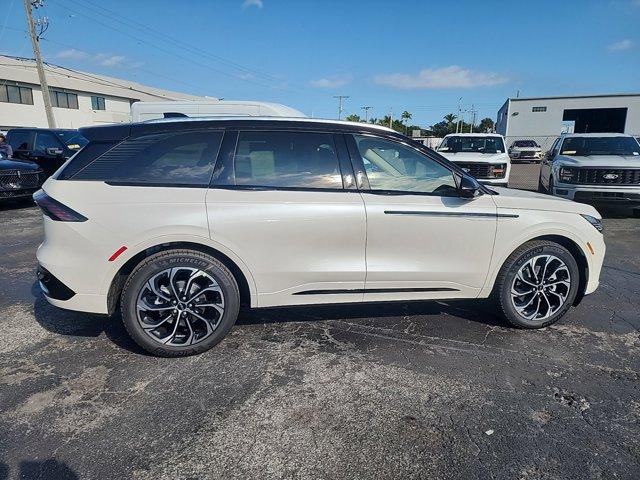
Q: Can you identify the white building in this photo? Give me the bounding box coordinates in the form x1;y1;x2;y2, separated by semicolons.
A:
0;55;211;130
496;93;640;149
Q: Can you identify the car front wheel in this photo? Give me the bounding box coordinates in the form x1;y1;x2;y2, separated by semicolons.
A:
495;240;580;329
120;249;240;357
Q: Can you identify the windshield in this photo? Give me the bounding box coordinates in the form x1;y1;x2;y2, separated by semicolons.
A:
513;140;538;148
560;137;640;156
56;130;89;150
439;136;505;154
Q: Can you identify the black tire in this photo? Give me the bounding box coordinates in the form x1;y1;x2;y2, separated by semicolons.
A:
537;174;546;193
120;249;240;357
494;240;580;329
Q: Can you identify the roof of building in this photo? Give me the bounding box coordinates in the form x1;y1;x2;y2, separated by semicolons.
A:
508;93;640;102
0;55;210;102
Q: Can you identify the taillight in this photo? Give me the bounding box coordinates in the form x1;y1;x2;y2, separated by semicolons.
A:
33;190;87;222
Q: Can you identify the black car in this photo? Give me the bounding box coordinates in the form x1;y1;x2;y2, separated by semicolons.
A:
0;156;43;201
5;128;88;177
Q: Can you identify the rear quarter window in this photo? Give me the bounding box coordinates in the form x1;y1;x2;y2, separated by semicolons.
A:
71;130;223;186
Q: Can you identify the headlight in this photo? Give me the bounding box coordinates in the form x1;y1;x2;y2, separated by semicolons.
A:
558;167;577;183
581;214;604;233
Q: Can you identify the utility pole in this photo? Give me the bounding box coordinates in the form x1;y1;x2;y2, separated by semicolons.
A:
24;0;56;128
333;95;349;120
361;106;372;122
469;104;477;133
389;107;393;128
455;98;462;134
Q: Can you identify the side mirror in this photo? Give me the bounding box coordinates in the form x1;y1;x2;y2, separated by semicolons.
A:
456;174;483;199
46;147;64;156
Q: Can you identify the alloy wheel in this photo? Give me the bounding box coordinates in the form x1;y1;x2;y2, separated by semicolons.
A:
510;255;571;321
136;267;225;346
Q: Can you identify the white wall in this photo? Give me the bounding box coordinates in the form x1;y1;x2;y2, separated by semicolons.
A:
503;96;640;137
0;83;133;130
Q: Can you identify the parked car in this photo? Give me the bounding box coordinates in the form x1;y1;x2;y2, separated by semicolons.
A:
34;117;605;357
6;128;88;178
0;154;43;202
509;140;543;162
538;133;640;207
436;133;511;187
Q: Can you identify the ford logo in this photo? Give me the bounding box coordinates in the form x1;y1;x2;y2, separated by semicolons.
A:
603;173;619;180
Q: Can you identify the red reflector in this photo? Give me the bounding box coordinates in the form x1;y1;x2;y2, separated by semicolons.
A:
108;246;127;262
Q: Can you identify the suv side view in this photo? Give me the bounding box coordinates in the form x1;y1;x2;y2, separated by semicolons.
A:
6;128;88;178
35;118;605;357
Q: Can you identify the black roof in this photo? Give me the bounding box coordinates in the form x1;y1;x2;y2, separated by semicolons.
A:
79;117;401;142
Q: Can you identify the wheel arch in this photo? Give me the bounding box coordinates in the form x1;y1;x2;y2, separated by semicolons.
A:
106;241;255;315
486;233;589;306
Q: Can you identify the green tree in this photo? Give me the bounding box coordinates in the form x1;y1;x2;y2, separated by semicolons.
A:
345;114;362;122
477;117;495;133
401;111;412;134
443;113;457;125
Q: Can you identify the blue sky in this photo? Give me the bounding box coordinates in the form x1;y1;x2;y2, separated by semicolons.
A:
1;0;639;126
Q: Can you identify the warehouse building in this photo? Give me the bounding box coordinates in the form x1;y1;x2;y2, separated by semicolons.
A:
496;93;640;150
0;55;210;130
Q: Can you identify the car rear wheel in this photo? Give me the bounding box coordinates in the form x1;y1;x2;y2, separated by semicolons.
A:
495;240;580;329
120;249;240;357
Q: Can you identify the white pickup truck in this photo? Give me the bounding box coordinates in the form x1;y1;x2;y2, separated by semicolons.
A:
436;133;511;187
538;133;640;208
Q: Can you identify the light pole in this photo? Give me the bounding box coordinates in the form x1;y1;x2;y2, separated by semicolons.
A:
333;95;349;120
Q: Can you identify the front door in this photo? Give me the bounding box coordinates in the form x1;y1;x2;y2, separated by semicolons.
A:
346;133;498;302
207;129;366;308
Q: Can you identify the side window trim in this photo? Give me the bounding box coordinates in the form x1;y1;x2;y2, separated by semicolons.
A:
345;133;458;197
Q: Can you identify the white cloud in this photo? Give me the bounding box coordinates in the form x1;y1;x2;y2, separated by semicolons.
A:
373;66;508;89
55;49;139;69
608;39;634;52
309;74;353;89
242;0;263;9
55;49;89;61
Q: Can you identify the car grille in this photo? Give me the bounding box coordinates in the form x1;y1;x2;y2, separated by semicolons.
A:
0;169;42;190
452;162;507;179
575;168;640;186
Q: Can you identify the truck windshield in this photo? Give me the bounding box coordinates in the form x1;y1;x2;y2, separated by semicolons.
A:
439;136;505;154
560;137;640;156
57;130;89;150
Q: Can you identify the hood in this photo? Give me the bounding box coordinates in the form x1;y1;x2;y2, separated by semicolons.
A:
554;154;640;168
438;151;509;164
490;187;600;217
0;158;41;171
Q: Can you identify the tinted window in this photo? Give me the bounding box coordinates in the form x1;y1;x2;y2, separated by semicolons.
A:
56;130;89;149
233;131;343;189
439;136;505;154
73;130;223;185
7;131;30;151
354;135;456;195
560;136;640;156
91;96;106;110
35;132;63;152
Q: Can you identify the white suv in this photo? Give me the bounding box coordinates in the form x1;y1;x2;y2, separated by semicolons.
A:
35;118;605;357
436;133;511;186
539;133;640;207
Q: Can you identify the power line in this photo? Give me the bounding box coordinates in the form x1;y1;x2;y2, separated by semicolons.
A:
70;0;280;83
361;106;372;122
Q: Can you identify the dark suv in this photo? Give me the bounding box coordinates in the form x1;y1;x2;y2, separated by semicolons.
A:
6;128;88;177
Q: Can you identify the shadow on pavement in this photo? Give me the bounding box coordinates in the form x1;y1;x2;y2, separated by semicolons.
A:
32;278;505;354
0;198;36;212
0;459;79;480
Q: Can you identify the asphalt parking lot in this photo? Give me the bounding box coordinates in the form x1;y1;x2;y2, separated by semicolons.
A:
1;170;639;479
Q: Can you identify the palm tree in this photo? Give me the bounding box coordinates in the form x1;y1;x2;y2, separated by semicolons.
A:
401;111;412;134
444;113;457;125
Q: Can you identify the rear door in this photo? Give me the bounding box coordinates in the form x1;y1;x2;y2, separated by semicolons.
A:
346;133;498;302
206;129;366;308
32;131;68;176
